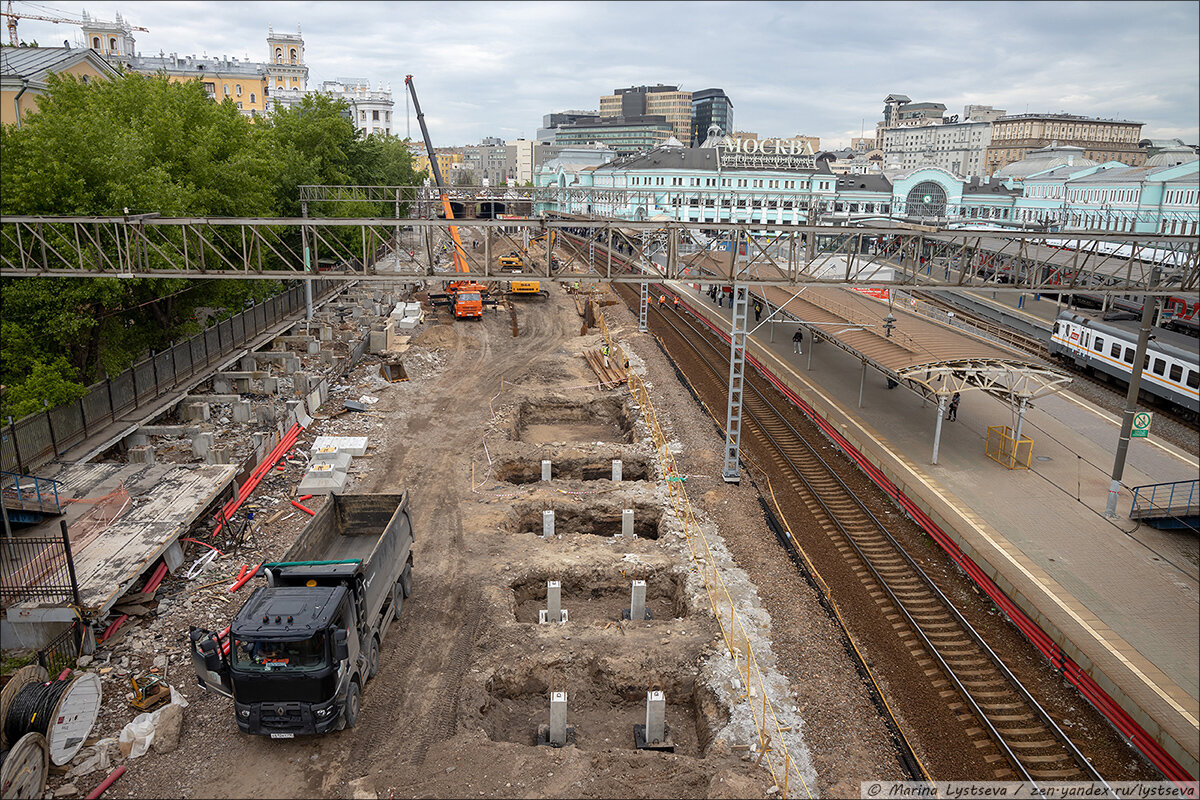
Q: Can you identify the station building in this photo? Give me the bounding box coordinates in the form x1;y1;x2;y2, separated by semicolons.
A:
535;135;1199;236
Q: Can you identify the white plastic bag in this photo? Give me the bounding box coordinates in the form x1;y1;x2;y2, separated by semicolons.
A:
118;712;156;758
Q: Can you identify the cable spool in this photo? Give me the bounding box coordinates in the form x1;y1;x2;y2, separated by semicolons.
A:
0;732;49;799
1;672;101;766
0;665;47;751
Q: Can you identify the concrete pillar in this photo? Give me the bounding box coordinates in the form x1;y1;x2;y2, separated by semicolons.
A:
184;402;210;422
285;356;301;374
230;400;250;423
307;340;321;355
240;356;256;372
257;404;277;425
191;432;213;458
549;691;567;747
630;580;646;621
206;446;229;465
319;325;333;341
541;460;551;482
320;349;334;365
129;445;155;464
213;377;233;395
622;509;634;539
294;372;312;396
234;377;251;393
262;376;279;395
612;459;622;481
542;510;554;539
645;690;666;744
124;432;149;449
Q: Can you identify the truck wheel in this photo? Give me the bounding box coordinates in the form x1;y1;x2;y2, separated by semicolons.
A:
367;637;380;680
343;680;361;729
392;581;404;617
400;559;414;598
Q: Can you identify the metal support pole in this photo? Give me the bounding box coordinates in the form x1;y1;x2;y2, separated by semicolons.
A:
807;337;814;371
932;396;947;465
858;359;866;407
639;282;649;332
301;201;313;321
722;283;748;483
1106;268;1159;517
1013;396;1029;443
61;520;81;608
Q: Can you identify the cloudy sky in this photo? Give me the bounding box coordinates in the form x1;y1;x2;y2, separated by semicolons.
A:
13;0;1199;147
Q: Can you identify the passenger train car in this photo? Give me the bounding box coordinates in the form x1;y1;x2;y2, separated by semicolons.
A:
1049;311;1200;417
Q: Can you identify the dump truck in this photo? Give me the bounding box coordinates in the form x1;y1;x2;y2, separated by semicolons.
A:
190;493;414;737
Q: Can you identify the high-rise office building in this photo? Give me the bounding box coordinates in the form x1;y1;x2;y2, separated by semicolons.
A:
691;88;733;146
600;85;692;142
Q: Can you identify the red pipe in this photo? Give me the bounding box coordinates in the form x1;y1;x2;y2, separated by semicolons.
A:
689;310;1195;784
141;561;170;596
297;494;313;502
234;564;248;582
214;424;303;535
228;562;262;593
99;614;128;643
180;538;226;557
291;500;315;516
86;766;126;799
57;668;72;680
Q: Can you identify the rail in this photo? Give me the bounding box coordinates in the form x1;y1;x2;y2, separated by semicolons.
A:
596;306;814;799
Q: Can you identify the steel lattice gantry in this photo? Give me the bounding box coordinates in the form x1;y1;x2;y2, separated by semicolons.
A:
1;215;1196;298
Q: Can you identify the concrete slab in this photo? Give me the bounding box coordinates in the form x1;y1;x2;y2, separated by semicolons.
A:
309;450;352;471
310;436;368;457
297;463;348;495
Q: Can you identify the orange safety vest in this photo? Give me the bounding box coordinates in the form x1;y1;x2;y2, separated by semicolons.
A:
659;294;666;304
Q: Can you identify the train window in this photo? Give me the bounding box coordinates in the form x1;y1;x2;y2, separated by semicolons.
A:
1052;322;1060;334
1123;348;1134;365
1110;342;1121;358
1151;358;1166;376
1169;364;1182;382
1093;337;1104;352
1188;370;1199;390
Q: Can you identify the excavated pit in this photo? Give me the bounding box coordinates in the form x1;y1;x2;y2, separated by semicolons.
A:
510;570;688;623
494;455;654;484
506;503;663;540
479;659;727;756
515;397;634;445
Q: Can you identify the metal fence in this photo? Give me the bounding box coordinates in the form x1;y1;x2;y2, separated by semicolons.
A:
0;525;80;609
1;281;340;474
37;617;84;674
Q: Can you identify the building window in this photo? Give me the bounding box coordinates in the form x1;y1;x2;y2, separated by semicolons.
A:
92;36;100;49
109;37;117;51
81;74;90;85
289;48;298;64
224;84;229;96
275;47;283;64
236;84;242;96
250;93;256;104
372;110;380;121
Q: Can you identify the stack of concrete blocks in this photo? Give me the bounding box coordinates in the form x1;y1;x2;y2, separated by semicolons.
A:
392;302;423;331
370;320;398;354
297;436;368;496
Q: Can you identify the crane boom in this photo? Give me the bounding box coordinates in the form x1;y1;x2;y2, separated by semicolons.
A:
3;1;148;47
404;74;469;276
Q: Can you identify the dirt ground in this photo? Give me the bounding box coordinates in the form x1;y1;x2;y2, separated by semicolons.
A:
44;282;908;800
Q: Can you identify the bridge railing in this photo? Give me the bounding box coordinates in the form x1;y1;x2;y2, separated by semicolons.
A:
1130;479;1200;520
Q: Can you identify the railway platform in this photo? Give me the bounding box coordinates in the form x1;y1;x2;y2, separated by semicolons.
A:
674;281;1200;779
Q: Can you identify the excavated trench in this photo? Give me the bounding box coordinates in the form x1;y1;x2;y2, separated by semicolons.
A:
479;657;727;757
493;455;654;484
509;569;689;624
506;503;663;540
515;397;634;445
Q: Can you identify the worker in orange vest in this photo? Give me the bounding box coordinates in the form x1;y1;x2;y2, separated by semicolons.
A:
673;295;681;310
658;293;667;306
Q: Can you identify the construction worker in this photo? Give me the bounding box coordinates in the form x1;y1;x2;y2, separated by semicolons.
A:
673;295;681;310
658;293;667;307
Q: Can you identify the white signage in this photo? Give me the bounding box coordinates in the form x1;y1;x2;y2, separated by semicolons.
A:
725;137;815;155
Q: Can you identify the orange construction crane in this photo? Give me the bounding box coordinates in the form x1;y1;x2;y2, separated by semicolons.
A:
404;74;493;320
3;1;148;47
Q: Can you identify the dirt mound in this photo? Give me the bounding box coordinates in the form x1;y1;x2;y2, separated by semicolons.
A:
414;322;458;349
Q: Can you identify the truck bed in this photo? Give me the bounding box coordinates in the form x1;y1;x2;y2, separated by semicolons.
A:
280;493;408;565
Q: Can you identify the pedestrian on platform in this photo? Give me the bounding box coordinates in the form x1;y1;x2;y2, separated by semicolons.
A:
792;328;804;354
717;288;724;308
754;300;763;322
947;392;960;421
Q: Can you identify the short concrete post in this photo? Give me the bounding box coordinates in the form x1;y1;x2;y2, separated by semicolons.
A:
612;459;622;481
191;432;213;459
544;580;562;624
542;510;555;539
231;400;251;423
549;691;567;747
262;376;279;394
622;509;634;539
645;690;666;744
630;579;646;621
240;356;256;372
541;460;551;482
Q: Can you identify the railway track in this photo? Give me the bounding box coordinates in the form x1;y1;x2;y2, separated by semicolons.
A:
631;288;1114;790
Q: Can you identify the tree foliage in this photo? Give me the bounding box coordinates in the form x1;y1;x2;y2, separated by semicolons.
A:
0;71;422;420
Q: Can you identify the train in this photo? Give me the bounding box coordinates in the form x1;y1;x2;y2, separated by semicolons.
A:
1049;310;1200;417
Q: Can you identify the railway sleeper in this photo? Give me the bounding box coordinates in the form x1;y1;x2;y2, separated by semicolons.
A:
1006;740;1063;750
